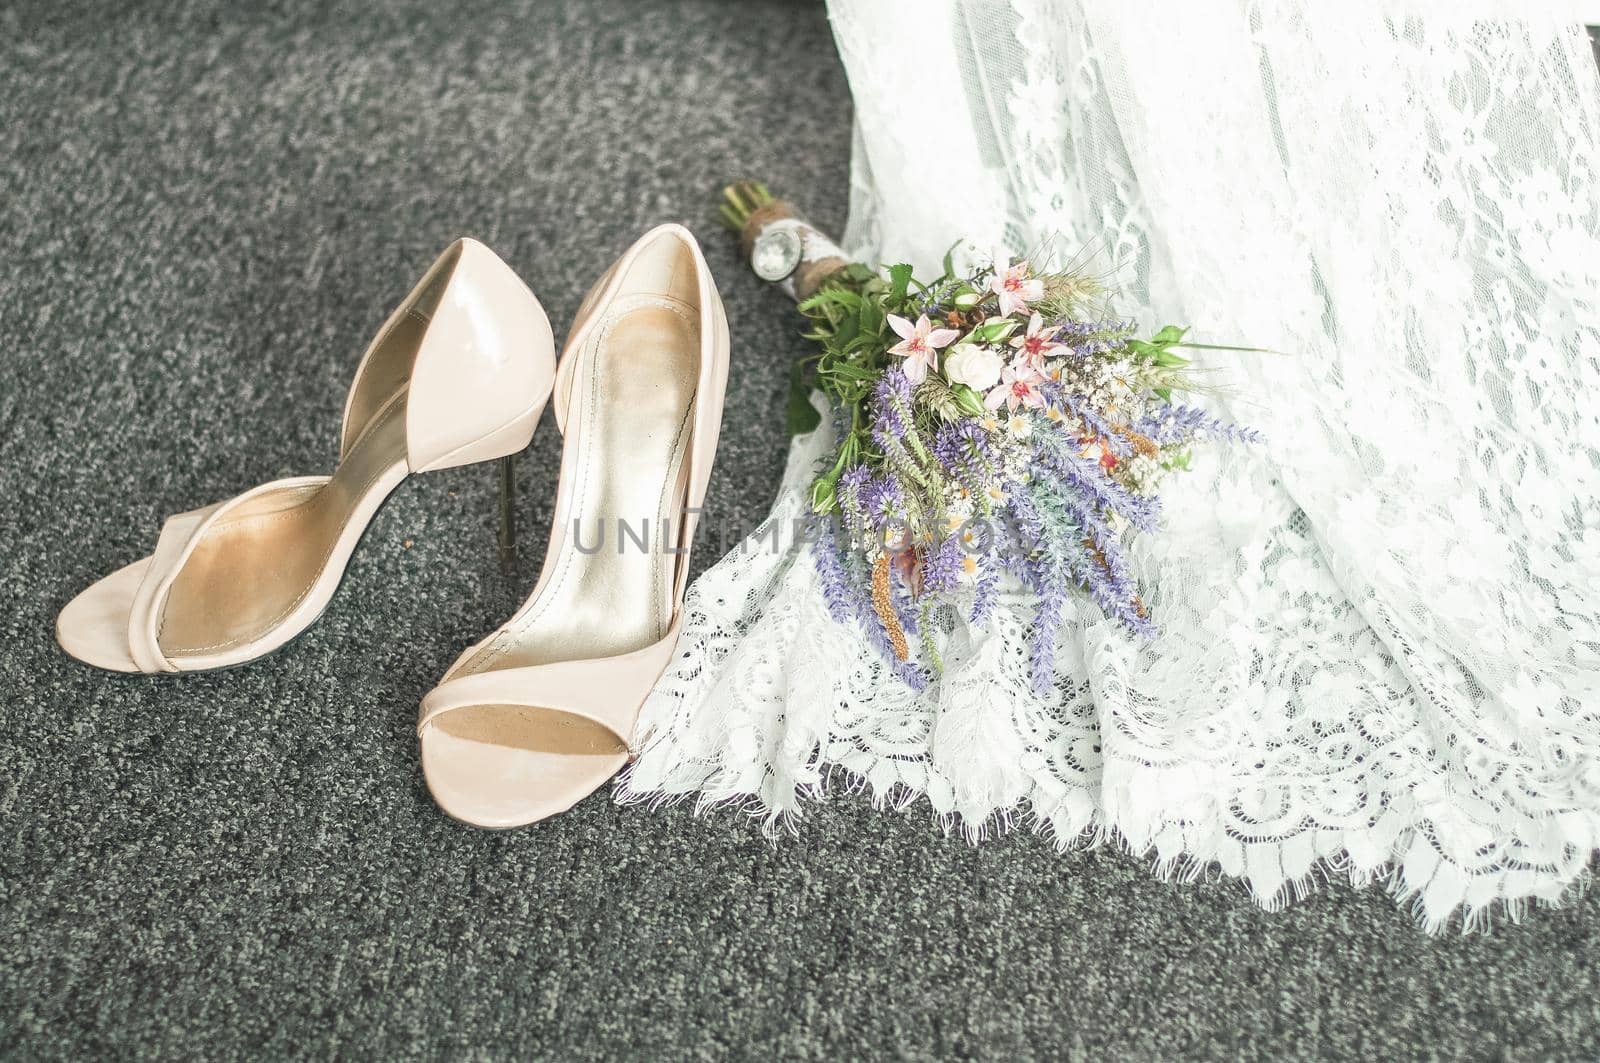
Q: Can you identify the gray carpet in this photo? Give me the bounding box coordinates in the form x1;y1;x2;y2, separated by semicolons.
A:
3;2;1598;1059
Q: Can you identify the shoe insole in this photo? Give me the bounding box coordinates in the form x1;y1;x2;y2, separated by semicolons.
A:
157;389;410;657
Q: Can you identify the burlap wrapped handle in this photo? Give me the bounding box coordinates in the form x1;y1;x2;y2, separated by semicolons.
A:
736;198;849;303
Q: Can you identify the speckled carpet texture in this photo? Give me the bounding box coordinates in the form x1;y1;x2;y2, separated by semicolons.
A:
3;2;1600;1058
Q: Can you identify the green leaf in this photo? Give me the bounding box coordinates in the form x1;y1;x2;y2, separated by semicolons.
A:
810;475;838;514
1154;349;1190;368
801;288;862;316
1174;341;1278;354
858;300;884;336
838;432;861;469
795;289;836;313
842;262;877;284
1154;386;1173;402
833;316;860;348
787;361;822;435
887;263;914;301
1151;325;1188;346
951;384;988;417
826;362;879;381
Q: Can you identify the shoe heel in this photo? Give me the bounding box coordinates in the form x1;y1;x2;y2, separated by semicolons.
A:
412;403;542;473
497;453;516;573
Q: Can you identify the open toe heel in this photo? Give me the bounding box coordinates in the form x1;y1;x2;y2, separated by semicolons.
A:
56;239;557;674
417;224;730;828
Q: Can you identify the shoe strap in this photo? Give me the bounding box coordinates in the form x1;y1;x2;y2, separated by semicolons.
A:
127;503;221;672
125;477;331;672
416;618;683;747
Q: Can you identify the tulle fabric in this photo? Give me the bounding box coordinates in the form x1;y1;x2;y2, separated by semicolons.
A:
620;0;1600;930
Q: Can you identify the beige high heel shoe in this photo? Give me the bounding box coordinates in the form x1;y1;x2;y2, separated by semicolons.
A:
417;224;729;829
56;239;556;674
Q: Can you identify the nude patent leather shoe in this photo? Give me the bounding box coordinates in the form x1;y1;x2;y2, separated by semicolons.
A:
417;224;730;828
56;239;557;674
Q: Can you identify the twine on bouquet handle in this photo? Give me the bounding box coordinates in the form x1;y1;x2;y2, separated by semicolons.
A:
722;181;848;302
735;199;797;256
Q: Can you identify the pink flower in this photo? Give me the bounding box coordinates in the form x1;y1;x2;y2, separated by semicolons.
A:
886;313;959;384
1009;312;1063;371
988;258;1044;317
984;360;1047;413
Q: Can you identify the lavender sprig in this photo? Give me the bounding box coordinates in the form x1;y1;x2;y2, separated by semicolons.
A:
811;524;928;689
1136;402;1263;446
1033;440;1162;533
970;551;1001;625
1050;317;1137;358
1018;549;1070;694
920;534;965;594
1038;381;1134;457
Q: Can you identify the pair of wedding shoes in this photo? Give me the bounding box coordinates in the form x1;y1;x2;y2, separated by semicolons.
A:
55;225;729;829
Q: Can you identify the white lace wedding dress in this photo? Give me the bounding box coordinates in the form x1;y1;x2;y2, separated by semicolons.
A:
619;1;1600;931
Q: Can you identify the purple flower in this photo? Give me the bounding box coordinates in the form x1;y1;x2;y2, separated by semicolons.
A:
1135;403;1261;446
1006;482;1045;553
932;419;1001;503
1009;537;1073;695
871;407;907;452
1006;473;1157;692
858;472;905;531
1068;529;1148;637
1037;381;1132;457
839;465;872;493
932;418;994;470
1034;443;1161;532
838;464;873;542
920;535;964;594
1049;317;1136;358
970;552;1000;624
1072;502;1147;626
1047;485;1154;641
931;422;967;472
811;519;861;626
870;367;915;449
810;524;928;689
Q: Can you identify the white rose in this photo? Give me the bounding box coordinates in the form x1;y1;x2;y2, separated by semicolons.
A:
942;343;1002;391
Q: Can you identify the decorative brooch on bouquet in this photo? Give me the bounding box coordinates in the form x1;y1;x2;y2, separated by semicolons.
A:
722;181;1260;693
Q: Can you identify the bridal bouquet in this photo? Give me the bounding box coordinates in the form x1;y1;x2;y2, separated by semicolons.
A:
724;184;1258;692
